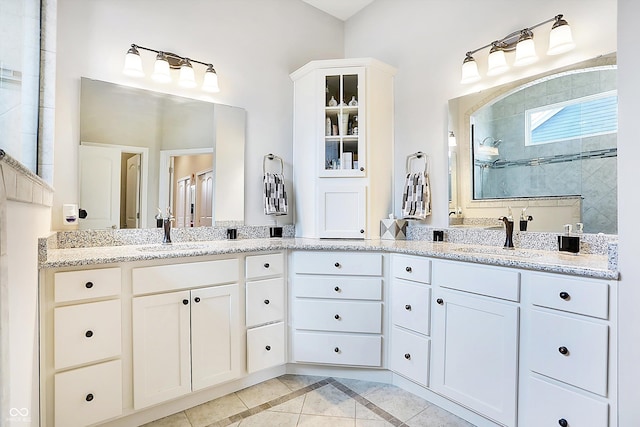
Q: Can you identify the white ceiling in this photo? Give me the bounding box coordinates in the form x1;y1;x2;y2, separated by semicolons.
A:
301;0;375;21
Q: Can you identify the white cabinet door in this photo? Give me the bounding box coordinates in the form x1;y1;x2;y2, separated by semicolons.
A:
78;144;121;229
132;291;191;409
318;182;366;238
191;284;241;391
431;289;519;427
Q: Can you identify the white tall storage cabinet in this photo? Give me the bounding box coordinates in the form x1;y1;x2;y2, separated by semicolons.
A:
291;58;396;239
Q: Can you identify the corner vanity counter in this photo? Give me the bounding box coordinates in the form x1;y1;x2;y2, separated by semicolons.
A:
38;236;618;427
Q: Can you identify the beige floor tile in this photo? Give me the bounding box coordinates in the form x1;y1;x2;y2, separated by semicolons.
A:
238;410;299;426
362;384;430;422
333;377;387;397
354;402;385;421
297;414;356;427
355;420;393;427
301;384;356;418
277;374;327;391
404;405;476;427
141;411;191;427
236;378;293;408
269;395;306;414
185;393;248;427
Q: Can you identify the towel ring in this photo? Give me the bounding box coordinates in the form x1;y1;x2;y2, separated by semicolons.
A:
263;153;284;176
406;151;429;175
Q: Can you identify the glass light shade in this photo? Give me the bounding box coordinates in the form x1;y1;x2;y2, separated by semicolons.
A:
460;56;480;84
123;47;144;77
547;22;575;55
178;60;196;88
202;66;220;93
448;131;457;147
514;36;538;66
151;53;171;83
487;48;509;76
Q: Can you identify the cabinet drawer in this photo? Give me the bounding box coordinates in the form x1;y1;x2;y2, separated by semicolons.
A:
392;255;431;283
392;280;431;335
293;276;382;300
293;332;381;367
246;253;284;280
293;300;381;333
54;299;122;370
528;273;609;319
390;326;430;387
530;310;609;396
55;360;123;427
524;377;608;427
247;322;286;373
132;259;239;295
294;251;382;276
54;267;121;303
246;278;285;328
432;260;520;302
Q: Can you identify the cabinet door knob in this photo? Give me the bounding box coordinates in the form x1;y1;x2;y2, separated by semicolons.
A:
405;266;412;272
264;263;270;268
360;167;365;172
85;281;94;289
264;299;270;305
334;347;340;353
360;229;365;234
334;314;341;320
404;353;411;360
436;298;444;305
265;345;271;351
85;393;94;402
558;419;568;427
183;299;189;305
559;291;570;300
405;304;411;311
558;346;569;355
85;330;93;338
194;297;201;303
334;262;341;268
334;286;340;292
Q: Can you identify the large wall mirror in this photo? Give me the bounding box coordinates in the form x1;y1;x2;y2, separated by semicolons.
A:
449;54;617;234
79;78;245;229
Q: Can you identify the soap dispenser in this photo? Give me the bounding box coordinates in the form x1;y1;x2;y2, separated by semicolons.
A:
558;224;580;254
519;208;534;231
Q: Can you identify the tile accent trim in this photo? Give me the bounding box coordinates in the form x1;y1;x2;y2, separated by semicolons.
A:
0;150;54;207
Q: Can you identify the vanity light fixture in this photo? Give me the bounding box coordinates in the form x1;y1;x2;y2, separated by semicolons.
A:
448;131;457;147
460;14;575;84
122;44;220;92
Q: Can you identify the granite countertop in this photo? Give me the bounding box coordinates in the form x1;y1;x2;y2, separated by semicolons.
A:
41;237;617;280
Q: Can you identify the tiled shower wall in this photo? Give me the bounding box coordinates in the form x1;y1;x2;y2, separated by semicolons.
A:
473;68;617;234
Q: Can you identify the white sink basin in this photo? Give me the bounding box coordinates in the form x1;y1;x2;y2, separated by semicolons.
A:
453;246;543;259
137;243;211;252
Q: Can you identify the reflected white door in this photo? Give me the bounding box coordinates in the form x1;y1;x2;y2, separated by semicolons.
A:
79;145;120;229
196;170;213;227
176;177;190;228
125;154;141;228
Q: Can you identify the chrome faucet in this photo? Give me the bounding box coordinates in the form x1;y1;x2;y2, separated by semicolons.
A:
499;207;515;250
161;208;174;244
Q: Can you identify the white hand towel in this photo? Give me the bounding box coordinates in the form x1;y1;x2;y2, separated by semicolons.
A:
263;173;288;216
401;172;431;220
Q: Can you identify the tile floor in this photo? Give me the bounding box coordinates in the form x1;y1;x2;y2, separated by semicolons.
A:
143;375;476;427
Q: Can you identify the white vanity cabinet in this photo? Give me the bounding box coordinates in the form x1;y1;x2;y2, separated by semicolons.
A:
291;58;396;239
431;260;520;427
519;272;616;427
131;260;241;409
389;254;432;386
291;251;384;367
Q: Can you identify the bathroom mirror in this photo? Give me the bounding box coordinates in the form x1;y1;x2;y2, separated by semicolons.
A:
79;78;245;229
449;54;617;234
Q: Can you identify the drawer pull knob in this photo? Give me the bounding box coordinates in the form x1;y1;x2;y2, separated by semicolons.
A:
265;345;271;351
264;263;270;268
558;419;568;427
404;353;411;360
360;167;365;172
334;286;340;292
436;298;444;305
405;304;412;311
334;314;341;320
85;330;93;338
85;281;94;289
405;266;412;272
335;262;341;268
559;291;570;300
183;299;189;305
194;297;201;303
264;299;270;305
85;393;94;402
334;347;340;353
558;346;569;355
360;229;365;234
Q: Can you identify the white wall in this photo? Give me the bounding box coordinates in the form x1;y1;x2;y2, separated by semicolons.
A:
54;0;344;229
344;0;617;226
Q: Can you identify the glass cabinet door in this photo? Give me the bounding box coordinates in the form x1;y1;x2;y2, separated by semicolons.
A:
321;68;365;177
